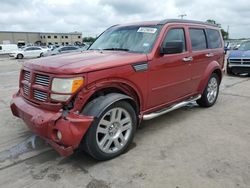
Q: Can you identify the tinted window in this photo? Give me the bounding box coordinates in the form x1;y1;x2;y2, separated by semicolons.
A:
189;29;207;51
25;47;33;51
163;28;186;52
68;46;78;50
0;46;2;50
207;29;221;49
60;47;67;51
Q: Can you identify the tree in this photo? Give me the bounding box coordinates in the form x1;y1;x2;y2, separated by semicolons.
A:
206;19;229;40
82;37;96;43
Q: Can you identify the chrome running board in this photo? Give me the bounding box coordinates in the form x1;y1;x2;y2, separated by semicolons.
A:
143;95;201;120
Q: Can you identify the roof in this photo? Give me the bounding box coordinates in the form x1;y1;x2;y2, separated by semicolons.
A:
159;19;218;27
115;19;219;29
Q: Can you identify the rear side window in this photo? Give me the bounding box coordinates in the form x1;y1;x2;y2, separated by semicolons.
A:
207;29;222;49
163;28;186;51
189;29;207;51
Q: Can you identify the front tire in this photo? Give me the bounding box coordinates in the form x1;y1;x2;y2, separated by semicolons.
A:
17;54;23;59
83;101;136;160
197;73;219;107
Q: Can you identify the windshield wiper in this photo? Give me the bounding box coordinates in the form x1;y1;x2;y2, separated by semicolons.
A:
102;48;130;51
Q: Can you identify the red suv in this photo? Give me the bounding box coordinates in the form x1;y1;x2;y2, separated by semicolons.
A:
11;19;224;160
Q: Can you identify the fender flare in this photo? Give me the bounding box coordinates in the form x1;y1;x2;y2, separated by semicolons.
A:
197;61;222;93
82;93;134;118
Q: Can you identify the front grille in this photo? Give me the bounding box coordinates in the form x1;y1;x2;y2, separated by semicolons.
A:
35;74;50;87
242;59;250;65
23;85;29;96
33;89;48;102
21;70;51;103
24;70;31;81
229;58;250;65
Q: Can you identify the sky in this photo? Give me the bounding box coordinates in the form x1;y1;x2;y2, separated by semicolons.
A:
0;0;249;39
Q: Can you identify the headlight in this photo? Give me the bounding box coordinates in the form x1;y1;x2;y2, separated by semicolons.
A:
52;77;84;93
51;77;84;101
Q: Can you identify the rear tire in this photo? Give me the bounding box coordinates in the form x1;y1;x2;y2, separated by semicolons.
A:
82;100;136;160
197;73;219;107
17;54;23;59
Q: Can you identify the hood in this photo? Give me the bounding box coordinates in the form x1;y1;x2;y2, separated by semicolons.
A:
229;50;250;58
23;50;148;74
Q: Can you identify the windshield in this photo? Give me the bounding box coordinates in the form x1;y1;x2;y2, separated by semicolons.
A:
238;42;250;51
89;25;162;53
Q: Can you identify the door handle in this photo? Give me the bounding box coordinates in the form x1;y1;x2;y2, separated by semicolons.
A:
205;53;214;57
182;56;193;62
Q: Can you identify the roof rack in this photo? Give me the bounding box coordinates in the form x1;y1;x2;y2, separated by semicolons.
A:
159;19;218;27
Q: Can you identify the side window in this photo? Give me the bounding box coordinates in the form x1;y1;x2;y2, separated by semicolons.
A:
0;46;2;50
25;47;33;51
207;29;222;49
70;47;78;50
163;28;186;52
189;29;207;51
60;47;67;51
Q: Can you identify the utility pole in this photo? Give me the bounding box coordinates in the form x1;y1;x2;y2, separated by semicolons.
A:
227;25;230;39
178;14;187;19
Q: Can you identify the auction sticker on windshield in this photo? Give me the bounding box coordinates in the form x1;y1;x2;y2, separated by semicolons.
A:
137;27;157;34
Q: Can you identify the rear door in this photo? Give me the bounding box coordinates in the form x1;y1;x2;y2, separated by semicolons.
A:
187;27;212;92
206;28;224;67
31;47;42;57
147;26;193;108
23;47;34;58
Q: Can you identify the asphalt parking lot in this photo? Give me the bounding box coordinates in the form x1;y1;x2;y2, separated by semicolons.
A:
0;55;249;188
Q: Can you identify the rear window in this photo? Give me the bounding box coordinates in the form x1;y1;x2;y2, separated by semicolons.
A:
207;29;222;49
189;28;207;51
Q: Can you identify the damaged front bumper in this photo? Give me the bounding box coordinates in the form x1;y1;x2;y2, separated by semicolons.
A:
10;93;93;157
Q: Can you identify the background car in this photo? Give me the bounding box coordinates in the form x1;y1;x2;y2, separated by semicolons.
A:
0;44;18;55
44;45;82;56
9;46;48;59
227;40;250;75
55;46;80;55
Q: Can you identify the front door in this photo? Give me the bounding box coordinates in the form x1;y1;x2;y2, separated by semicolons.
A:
147;27;192;109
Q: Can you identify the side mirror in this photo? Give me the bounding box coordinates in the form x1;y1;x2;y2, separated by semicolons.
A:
160;41;183;55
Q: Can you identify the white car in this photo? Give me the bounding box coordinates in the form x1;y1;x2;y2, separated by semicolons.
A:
9;47;48;59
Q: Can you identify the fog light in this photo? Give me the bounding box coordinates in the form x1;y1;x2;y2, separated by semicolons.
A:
56;130;62;140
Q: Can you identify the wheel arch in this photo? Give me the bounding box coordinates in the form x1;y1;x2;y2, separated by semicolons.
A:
75;80;143;117
197;60;223;94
